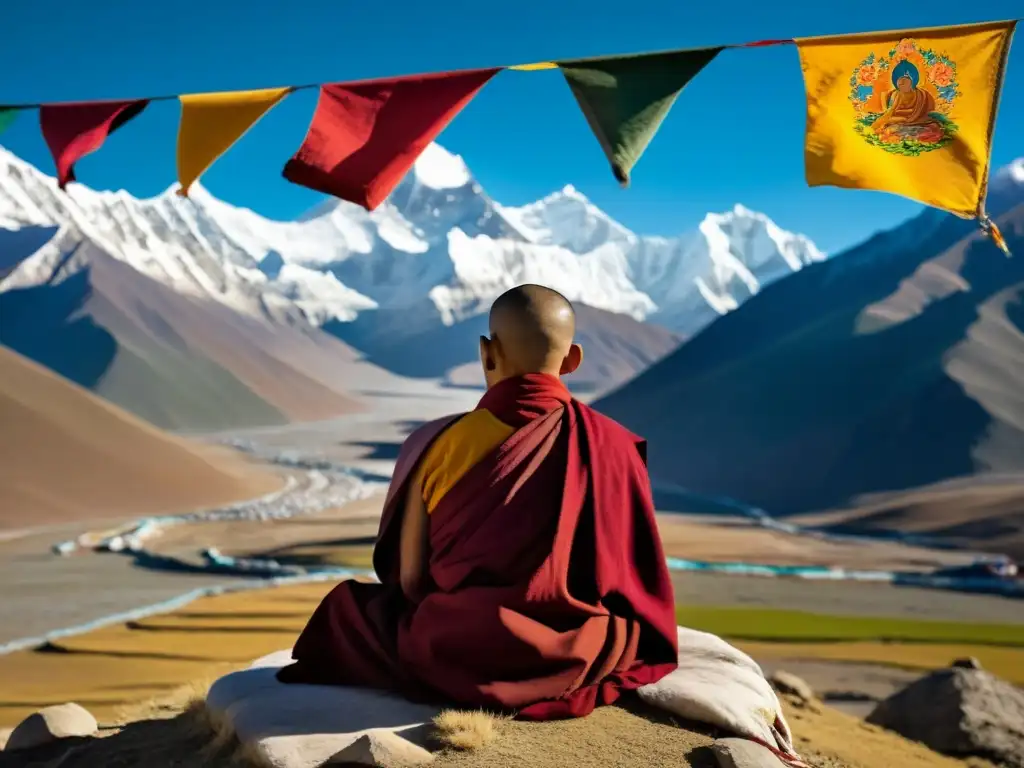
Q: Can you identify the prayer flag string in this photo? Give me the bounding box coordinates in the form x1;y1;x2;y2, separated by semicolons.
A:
0;19;1017;253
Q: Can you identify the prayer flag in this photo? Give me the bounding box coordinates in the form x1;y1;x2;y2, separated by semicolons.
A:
283;69;499;211
40;100;148;189
508;62;557;71
797;20;1016;218
558;47;722;185
177;87;290;196
0;108;18;135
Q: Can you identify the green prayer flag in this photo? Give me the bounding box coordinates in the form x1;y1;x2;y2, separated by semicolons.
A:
0;107;18;136
558;47;722;185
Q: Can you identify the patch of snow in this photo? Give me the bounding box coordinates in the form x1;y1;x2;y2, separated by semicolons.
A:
412;143;472;190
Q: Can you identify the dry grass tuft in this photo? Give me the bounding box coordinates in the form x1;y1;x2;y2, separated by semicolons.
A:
433;709;503;751
113;675;220;725
231;738;270;767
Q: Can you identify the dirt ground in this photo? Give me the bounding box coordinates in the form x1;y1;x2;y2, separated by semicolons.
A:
0;685;989;768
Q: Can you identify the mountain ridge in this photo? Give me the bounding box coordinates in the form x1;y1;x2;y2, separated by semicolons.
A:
594;162;1024;557
0;142;826;338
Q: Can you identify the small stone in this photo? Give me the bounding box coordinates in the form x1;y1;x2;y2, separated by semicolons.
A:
712;738;788;768
951;657;982;670
769;671;814;703
329;731;434;766
5;703;98;752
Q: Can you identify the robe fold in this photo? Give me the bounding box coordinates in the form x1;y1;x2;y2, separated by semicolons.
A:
277;374;678;719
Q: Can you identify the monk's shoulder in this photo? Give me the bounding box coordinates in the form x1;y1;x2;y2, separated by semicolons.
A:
574;402;647;461
398;414;466;466
414;410;513;471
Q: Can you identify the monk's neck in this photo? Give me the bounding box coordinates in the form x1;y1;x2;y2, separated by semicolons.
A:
489;371;566;390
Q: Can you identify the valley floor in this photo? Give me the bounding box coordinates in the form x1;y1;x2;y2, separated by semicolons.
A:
2;381;1023;745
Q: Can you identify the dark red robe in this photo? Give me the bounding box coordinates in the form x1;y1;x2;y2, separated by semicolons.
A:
277;374;678;719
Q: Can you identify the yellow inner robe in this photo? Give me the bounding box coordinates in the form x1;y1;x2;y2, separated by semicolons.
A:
414;410;515;513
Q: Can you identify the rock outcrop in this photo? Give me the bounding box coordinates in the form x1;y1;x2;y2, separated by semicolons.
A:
4;702;98;752
867;667;1024;767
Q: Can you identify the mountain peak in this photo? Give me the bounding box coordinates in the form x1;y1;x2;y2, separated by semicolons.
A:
559;183;587;201
542;183;591;205
412;143;471;190
998;157;1024;185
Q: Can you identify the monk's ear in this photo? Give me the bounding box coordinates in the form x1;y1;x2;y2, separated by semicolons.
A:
479;335;496;372
560;344;583;375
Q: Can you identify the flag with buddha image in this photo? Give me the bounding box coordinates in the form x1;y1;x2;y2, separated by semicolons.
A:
796;20;1015;222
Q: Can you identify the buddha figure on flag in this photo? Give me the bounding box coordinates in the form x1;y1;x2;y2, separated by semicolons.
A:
871;60;944;144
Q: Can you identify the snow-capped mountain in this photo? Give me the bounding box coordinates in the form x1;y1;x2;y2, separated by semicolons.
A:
0;142;826;339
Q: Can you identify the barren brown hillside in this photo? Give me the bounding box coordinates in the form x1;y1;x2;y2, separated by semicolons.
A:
0;344;280;529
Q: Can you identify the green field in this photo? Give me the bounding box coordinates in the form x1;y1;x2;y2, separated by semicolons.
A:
253;541;1024;650
676;605;1024;647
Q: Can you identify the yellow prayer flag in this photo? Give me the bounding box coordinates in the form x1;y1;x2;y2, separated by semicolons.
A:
507;61;558;71
176;87;291;195
797;20;1015;218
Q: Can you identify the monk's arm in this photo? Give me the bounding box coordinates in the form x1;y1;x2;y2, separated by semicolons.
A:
398;477;430;603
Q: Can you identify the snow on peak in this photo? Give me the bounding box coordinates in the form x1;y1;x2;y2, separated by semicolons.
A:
557;184;588;201
999;157;1024;184
412;143;472;190
0;140;828;339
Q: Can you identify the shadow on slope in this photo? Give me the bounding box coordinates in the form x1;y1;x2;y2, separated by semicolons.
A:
597;205;1024;556
1;230;374;431
0;265;284;432
0;224;59;279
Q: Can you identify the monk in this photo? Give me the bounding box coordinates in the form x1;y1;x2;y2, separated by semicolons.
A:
277;284;678;719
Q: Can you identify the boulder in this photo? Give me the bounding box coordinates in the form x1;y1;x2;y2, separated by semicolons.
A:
768;671;814;704
867;667;1024;768
331;731;434;766
5;703;98;752
712;738;788;768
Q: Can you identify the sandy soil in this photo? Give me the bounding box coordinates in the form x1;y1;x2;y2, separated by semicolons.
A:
0;345;281;531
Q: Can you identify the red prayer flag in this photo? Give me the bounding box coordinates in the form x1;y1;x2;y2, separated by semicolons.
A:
283;69;499;210
40;100;148;189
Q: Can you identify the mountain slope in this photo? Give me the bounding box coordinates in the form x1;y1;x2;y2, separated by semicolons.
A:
0;227;370;431
0;344;281;528
596;161;1024;557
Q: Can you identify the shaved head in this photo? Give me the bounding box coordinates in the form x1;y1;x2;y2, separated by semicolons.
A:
481;284;582;383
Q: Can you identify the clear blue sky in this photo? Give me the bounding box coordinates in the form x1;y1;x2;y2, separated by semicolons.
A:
0;0;1021;253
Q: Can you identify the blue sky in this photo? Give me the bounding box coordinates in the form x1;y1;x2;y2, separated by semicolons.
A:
0;0;1020;253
